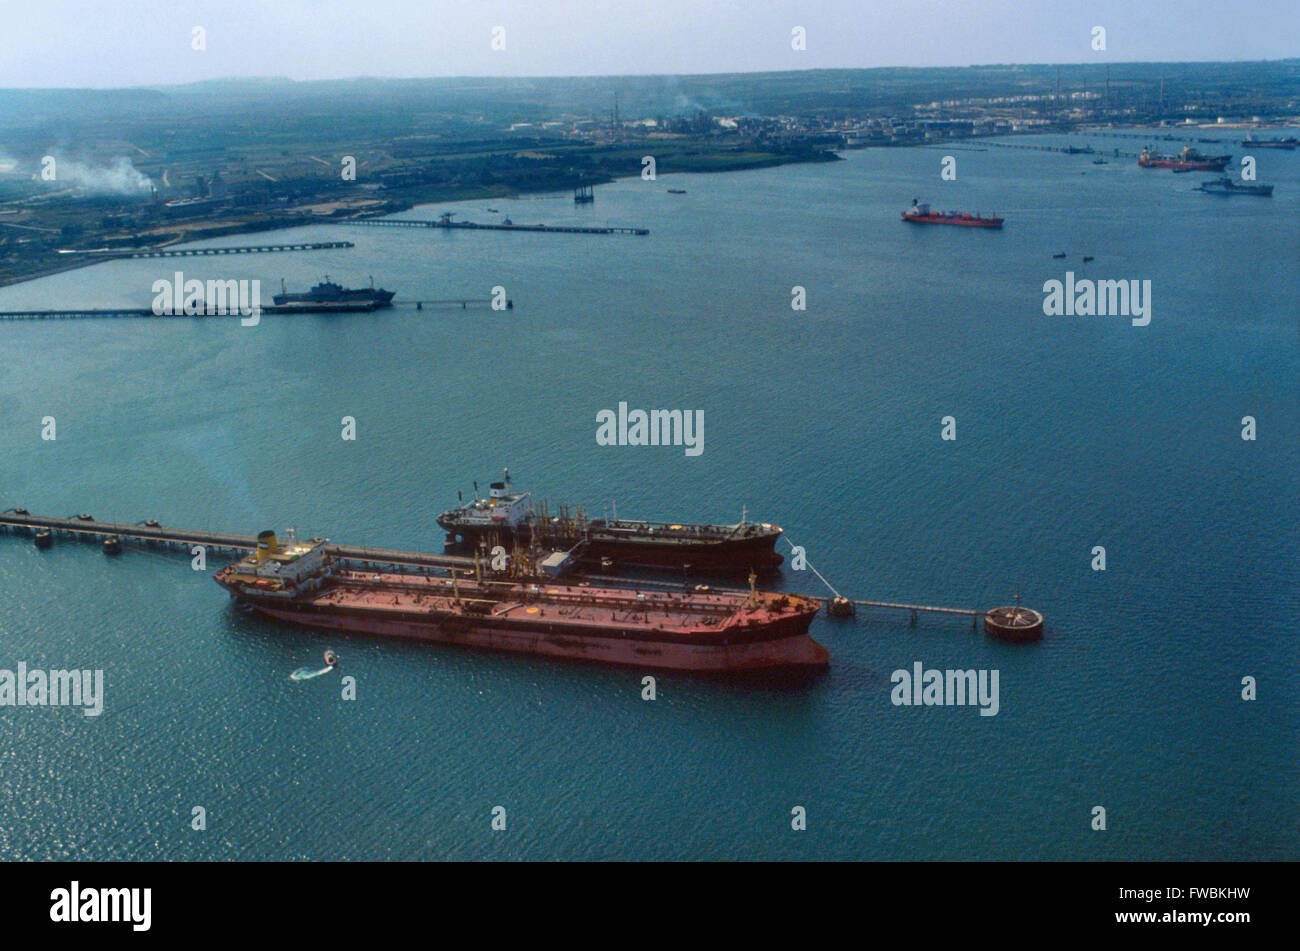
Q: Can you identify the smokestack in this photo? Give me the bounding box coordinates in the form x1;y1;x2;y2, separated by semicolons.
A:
256;530;279;563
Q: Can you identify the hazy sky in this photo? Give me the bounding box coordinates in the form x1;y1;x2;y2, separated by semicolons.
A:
1;0;1295;88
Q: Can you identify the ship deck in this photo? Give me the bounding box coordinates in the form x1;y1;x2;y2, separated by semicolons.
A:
306;569;812;636
585;522;778;542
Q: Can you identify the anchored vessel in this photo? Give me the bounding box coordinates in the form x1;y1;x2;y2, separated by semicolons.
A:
437;472;784;571
1198;177;1274;197
214;532;826;671
271;276;395;312
901;199;1003;229
1240;136;1298;150
1138;147;1230;171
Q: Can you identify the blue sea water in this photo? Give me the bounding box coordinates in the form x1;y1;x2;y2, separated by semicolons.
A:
0;132;1296;860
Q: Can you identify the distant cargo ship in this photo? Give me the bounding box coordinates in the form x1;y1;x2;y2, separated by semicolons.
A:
1241;136;1298;150
271;276;395;312
901;199;1003;229
1138;147;1230;171
1198;177;1274;197
215;532;826;672
437;471;784;571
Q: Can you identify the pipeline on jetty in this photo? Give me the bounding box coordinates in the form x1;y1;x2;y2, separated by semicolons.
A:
0;300;512;320
336;217;648;236
586;572;981;623
407;298;513;310
0;306;343;321
0;308;164;321
980;141;1136;158
0;509;1043;641
0;510;475;572
58;241;355;259
778;535;1043;639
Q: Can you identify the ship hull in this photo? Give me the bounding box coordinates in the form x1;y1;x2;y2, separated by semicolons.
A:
901;214;1002;229
1139;157;1228;171
265;301;386;313
238;598;827;672
1200;185;1273;196
272;291;394;308
443;523;783;570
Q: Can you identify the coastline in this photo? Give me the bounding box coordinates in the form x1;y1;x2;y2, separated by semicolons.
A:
0;149;841;291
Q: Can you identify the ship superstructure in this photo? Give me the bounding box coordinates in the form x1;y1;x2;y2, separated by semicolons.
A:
218;529;335;596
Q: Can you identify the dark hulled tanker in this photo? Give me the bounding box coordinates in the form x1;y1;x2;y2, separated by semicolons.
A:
437;472;784;572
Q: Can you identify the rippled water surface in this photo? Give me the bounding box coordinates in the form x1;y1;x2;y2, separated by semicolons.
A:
1;134;1296;859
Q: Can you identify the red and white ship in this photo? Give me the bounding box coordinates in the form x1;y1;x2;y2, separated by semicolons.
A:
214;531;828;672
1137;146;1230;171
901;199;1003;228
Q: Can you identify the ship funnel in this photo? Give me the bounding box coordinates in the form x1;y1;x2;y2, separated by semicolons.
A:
489;482;506;500
256;529;279;563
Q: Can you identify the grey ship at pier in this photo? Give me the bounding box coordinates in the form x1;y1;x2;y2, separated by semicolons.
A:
270;276;396;312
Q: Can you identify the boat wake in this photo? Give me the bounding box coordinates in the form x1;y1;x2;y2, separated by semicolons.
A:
290;649;340;681
289;666;335;682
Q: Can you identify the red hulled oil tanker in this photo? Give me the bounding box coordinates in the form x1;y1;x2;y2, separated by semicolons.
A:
1137;146;1230;171
213;531;826;672
437;470;783;571
901;199;1003;228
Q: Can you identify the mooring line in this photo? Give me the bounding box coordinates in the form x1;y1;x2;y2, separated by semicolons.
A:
782;535;843;600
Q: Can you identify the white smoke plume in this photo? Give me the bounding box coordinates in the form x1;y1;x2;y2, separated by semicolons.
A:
41;155;155;196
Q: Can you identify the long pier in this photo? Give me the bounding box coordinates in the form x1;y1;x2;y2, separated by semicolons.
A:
407;298;513;310
845;598;980;618
0;301;511;320
337;217;648;236
0;307;334;321
569;575;982;622
982;140;1134;158
0;309;161;321
59;241;355;259
0;511;475;571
